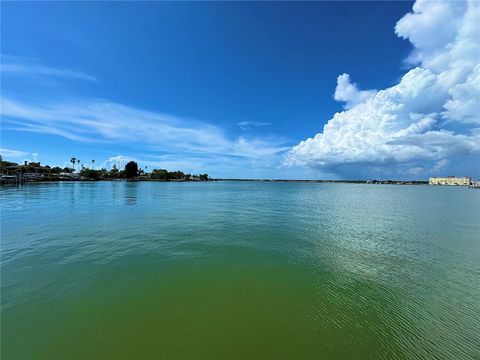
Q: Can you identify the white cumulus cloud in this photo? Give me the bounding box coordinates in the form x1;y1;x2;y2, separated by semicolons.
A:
443;64;480;124
334;73;377;109
285;0;480;177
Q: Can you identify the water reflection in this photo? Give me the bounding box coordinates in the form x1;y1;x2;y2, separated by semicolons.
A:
123;182;138;205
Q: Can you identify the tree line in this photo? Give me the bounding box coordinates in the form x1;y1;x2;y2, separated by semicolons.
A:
122;161;208;181
1;159;209;181
80;161;208;181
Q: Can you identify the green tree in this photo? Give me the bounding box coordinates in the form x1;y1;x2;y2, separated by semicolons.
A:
108;167;119;178
169;171;185;180
124;161;139;179
151;169;169;180
80;168;101;180
70;157;77;172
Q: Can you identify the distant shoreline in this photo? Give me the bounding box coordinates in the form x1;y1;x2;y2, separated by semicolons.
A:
212;179;428;185
1;178;430;186
0;160;436;186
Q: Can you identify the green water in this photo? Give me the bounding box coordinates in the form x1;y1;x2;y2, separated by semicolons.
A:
1;182;479;359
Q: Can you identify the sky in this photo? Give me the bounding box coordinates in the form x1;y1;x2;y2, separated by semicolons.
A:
1;0;479;179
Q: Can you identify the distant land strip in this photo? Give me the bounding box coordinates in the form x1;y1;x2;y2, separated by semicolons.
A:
212;179;429;185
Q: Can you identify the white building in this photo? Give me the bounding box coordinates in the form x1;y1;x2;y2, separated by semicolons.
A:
429;176;471;186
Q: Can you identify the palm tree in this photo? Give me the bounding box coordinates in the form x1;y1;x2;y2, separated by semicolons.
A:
91;160;95;169
77;160;81;172
70;157;77;172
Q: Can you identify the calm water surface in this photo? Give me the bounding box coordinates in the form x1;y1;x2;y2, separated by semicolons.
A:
1;182;479;359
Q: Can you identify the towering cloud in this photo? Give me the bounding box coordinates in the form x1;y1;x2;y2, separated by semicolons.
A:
334;73;377;109
285;0;480;177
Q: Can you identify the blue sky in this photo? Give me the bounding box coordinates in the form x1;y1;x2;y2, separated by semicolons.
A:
1;1;479;179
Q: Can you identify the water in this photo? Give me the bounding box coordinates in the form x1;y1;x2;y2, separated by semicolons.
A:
1;181;479;359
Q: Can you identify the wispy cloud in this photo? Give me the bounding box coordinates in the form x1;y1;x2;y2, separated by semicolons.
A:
1;55;97;82
0;147;30;159
1;97;289;161
237;121;271;130
0;53;288;176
